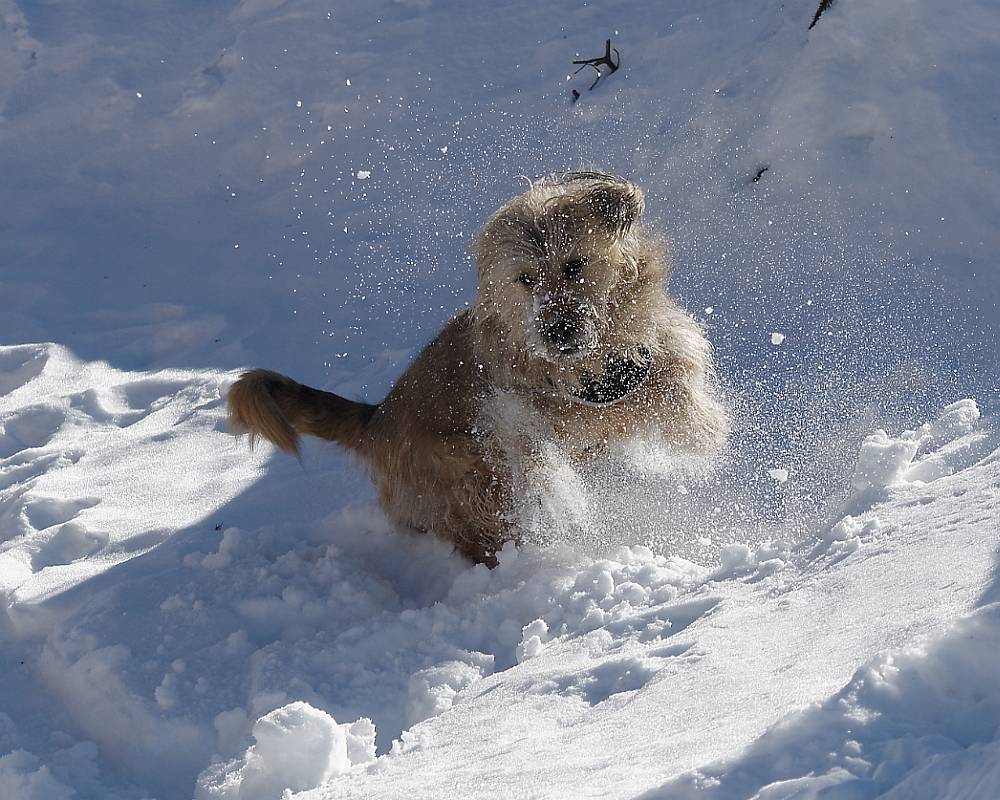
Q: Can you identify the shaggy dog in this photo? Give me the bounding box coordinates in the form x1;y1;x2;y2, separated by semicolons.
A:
228;173;729;565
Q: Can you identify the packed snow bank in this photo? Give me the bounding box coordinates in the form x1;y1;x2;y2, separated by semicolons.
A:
0;356;996;800
1;375;997;800
647;601;1000;800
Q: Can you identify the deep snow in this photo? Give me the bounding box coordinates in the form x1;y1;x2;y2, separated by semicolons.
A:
1;0;999;798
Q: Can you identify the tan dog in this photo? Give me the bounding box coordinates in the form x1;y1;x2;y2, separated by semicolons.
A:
228;173;728;565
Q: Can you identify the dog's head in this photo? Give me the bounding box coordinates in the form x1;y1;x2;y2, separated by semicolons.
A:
472;173;667;379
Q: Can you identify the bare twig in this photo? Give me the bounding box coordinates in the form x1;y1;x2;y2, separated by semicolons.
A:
572;39;620;92
809;0;836;29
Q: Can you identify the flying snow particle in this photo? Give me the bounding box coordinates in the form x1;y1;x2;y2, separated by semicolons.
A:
356;170;371;179
771;332;785;345
767;468;789;483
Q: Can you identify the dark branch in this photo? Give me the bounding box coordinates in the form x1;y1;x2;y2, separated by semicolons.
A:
809;0;837;29
572;39;620;91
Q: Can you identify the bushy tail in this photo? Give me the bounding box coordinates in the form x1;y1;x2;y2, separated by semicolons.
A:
227;369;377;458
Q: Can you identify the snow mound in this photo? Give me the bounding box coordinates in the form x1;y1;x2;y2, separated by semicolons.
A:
851;400;995;491
196;702;375;800
811;399;998;562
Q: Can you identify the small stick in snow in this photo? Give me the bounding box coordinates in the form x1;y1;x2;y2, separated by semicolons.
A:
809;0;837;29
572;39;620;92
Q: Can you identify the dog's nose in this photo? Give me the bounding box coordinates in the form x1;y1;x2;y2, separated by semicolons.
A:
543;317;584;351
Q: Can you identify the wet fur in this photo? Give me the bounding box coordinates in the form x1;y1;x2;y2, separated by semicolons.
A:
228;173;729;565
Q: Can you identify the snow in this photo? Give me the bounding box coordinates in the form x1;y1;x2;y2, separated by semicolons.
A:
1;0;999;799
196;702;376;799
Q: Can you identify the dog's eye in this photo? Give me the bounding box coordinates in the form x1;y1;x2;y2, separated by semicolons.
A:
563;258;587;281
517;272;535;287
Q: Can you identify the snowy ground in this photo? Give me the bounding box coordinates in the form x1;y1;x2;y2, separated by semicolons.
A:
1;0;999;798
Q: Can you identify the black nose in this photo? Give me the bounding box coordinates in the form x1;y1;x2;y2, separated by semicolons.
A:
543;317;584;350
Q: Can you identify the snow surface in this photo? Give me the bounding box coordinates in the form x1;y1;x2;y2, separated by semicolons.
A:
1;0;999;798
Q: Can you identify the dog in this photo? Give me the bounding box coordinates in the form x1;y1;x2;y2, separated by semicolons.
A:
228;173;729;565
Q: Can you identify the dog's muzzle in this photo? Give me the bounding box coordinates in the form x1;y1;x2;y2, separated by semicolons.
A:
542;315;590;354
535;296;596;362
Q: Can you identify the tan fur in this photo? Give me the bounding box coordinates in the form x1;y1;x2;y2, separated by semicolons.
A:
228;173;729;565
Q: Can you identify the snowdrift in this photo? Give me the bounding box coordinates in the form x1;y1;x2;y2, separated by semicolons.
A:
1;0;998;798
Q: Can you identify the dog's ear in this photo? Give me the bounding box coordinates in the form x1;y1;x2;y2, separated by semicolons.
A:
585;181;644;234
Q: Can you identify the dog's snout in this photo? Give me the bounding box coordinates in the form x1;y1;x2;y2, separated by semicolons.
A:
543;317;585;351
533;293;596;361
538;309;596;361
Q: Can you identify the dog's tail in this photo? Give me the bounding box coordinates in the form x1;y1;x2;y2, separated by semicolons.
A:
227;369;377;459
